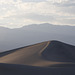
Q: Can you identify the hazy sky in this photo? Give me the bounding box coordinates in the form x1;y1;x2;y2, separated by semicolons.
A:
0;0;75;28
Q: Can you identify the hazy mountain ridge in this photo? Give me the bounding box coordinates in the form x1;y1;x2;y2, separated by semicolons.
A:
0;23;75;52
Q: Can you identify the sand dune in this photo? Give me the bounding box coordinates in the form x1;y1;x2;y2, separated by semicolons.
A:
0;63;75;75
0;40;75;75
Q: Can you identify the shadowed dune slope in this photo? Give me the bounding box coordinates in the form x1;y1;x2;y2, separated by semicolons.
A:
42;40;75;62
0;63;75;75
0;40;75;67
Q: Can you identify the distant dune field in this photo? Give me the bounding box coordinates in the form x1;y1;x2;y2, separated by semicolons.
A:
0;40;75;75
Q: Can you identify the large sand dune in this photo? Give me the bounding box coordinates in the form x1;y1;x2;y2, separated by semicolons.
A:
0;40;75;75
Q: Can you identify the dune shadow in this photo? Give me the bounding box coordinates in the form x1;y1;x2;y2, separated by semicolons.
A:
49;64;75;67
42;41;75;62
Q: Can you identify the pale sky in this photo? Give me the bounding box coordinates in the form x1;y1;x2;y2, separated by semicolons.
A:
0;0;75;28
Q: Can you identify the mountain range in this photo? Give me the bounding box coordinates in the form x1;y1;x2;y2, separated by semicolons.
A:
0;23;75;52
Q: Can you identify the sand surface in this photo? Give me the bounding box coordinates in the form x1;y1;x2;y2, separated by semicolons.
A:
0;40;75;75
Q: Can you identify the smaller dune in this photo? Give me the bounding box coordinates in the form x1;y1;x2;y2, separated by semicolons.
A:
0;63;75;75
